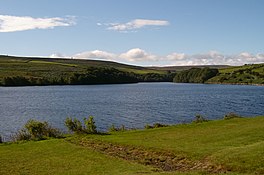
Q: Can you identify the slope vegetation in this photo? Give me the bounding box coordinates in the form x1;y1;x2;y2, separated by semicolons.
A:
0;55;172;86
207;64;264;85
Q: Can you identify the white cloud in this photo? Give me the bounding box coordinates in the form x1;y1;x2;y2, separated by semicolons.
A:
256;53;264;60
233;52;264;63
166;53;186;60
50;49;264;66
72;48;159;62
168;51;264;66
49;53;67;58
106;19;169;31
73;50;116;61
119;48;159;62
0;15;75;32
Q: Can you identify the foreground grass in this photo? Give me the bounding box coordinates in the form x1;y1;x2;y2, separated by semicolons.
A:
1;117;263;174
89;117;264;158
73;116;264;174
0;139;159;175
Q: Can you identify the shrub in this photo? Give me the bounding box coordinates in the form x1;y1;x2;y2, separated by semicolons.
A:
12;119;62;142
44;125;63;138
120;125;126;132
11;129;31;142
153;123;168;128
65;117;83;134
109;124;118;132
193;115;208;123
144;124;152;129
25;120;48;139
65;116;97;134
145;123;168;129
224;112;242;120
108;124;126;132
84;116;97;134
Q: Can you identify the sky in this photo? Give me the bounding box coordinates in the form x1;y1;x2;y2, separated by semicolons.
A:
0;0;264;66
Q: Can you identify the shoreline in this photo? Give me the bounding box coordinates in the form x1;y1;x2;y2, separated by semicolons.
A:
1;81;264;87
206;82;264;86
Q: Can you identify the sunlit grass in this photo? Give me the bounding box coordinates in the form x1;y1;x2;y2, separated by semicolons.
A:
0;139;157;175
83;116;264;174
1;117;263;174
29;60;78;67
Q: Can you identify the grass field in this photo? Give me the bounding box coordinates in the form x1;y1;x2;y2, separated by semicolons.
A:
0;139;159;175
1;116;263;175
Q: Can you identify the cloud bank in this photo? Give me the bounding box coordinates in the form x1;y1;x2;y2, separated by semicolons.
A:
101;19;169;32
0;15;75;32
74;50;116;61
51;49;264;66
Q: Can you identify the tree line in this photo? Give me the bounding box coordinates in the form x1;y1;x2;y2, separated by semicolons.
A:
0;67;219;86
173;68;219;83
0;67;177;86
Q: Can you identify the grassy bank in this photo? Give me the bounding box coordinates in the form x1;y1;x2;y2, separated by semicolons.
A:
1;116;263;174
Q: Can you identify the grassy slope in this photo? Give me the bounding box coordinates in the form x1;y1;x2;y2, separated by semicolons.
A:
207;63;264;84
150;65;229;72
1;117;263;175
0;55;165;84
0;56;228;77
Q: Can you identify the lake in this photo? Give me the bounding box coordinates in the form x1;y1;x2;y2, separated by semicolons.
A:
0;83;263;140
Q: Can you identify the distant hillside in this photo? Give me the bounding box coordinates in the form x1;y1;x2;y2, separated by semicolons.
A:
1;55;263;86
0;55;172;86
149;65;229;72
0;55;164;75
170;63;264;85
207;63;264;85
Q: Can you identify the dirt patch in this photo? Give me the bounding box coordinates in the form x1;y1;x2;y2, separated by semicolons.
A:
67;137;227;173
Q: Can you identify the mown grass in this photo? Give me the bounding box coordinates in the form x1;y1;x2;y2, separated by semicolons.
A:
0;140;230;175
78;116;264;174
0;139;159;175
88;117;264;156
1;117;263;174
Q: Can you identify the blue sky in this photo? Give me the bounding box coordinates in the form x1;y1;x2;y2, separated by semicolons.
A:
0;0;264;66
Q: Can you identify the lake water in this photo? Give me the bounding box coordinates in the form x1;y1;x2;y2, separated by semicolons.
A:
0;83;263;140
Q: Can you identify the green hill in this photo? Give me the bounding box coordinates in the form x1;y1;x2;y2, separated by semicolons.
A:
0;55;172;86
171;64;264;85
150;65;229;72
207;63;264;85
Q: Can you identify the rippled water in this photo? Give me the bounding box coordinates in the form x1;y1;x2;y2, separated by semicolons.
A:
0;83;263;140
